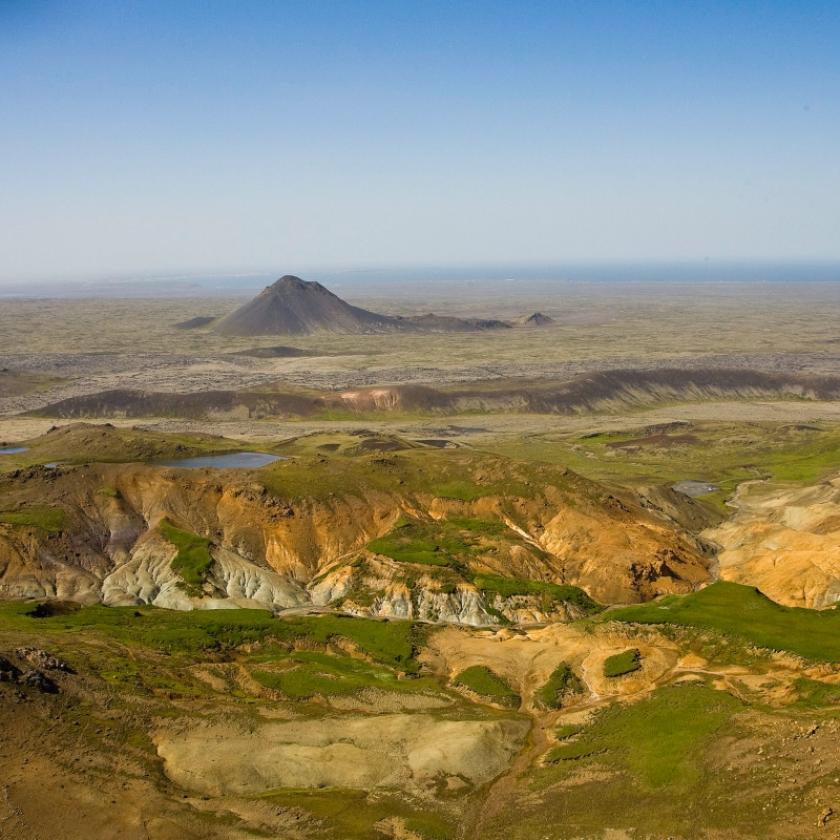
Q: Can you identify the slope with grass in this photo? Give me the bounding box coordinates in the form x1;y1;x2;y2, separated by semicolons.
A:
602;647;642;677
609;580;840;662
0;427;714;615
3;592;840;839
533;662;582;709
453;665;520;707
159;519;213;595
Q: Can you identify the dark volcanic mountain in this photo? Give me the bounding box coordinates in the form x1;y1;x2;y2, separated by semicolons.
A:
214;275;514;336
215;275;393;336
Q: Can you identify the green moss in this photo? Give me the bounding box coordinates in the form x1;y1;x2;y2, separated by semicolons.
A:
159;519;213;593
295;614;425;673
0;601;424;670
0;506;66;532
426;480;488;501
453;665;519;707
445;515;507;535
603;648;642;678
365;515;513;570
259;449;543;504
14;425;244;468
474;574;599;614
609;581;840;663
482;602;512;626
534;662;583;709
335;581;378;608
367;519;459;567
555;723;583;740
790;677;840;708
251;650;440;699
543;684;742;791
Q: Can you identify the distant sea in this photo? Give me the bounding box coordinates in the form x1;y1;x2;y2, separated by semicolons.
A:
1;261;839;298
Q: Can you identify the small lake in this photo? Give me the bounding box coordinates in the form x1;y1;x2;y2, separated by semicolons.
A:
672;480;718;498
0;447;28;455
157;452;284;469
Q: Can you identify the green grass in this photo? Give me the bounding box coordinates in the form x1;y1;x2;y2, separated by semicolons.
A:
0;506;66;532
555;723;583;740
544;684;742;790
790;677;840;709
453;665;520;707
445;515;509;536
426;479;490;501
366;515;510;568
333;577;379;608
0;601;279;653
159;519;213;593
474;574;599;614
367;519;464;567
603;648;642;678
534;662;583;709
1;425;245;470
0;601;424;670
291;614;425;673
251;649;440;699
484;420;840;507
609;581;840;663
259;449;553;504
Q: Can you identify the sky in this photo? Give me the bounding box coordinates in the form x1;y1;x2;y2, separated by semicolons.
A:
1;0;839;283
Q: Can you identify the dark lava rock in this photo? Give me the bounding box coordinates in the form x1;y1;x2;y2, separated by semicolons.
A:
28;600;82;619
0;656;22;682
20;669;59;694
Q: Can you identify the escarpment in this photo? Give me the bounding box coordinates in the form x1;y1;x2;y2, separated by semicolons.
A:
0;452;715;622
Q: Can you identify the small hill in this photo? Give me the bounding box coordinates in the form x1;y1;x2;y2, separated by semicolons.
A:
521;312;555;327
14;422;233;465
214;275;393;336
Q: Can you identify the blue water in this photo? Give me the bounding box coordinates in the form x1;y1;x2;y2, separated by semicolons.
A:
0;447;27;455
157;451;283;469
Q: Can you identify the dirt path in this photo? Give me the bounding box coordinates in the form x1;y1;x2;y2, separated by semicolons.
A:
461;710;544;840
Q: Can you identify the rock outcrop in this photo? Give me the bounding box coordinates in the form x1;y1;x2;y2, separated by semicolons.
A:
705;475;840;608
0;455;714;620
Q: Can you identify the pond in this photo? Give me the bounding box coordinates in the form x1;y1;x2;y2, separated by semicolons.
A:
156;451;284;469
672;480;718;498
0;447;28;455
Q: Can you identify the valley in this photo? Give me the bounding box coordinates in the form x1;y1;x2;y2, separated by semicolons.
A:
2;279;840;839
7;3;840;837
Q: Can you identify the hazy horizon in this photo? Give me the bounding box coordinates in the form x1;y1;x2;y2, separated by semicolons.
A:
2;1;840;283
2;259;840;298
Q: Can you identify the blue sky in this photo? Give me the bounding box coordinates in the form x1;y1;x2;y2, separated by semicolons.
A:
1;0;839;281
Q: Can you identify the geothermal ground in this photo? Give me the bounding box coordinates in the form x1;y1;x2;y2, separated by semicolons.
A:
2;280;840;838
